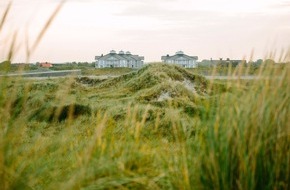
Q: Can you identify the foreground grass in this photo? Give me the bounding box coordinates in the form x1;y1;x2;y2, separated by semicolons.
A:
0;63;289;189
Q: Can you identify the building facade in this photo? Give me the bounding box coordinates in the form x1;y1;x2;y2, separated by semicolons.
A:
95;50;144;68
199;58;245;67
161;51;198;68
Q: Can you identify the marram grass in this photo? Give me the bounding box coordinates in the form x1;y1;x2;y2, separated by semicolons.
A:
0;63;289;190
1;2;289;189
198;66;290;190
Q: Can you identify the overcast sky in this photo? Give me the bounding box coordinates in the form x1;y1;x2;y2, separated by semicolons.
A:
0;0;290;62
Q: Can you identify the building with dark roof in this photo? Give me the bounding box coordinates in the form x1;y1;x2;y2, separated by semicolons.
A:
95;50;144;68
199;58;246;67
161;51;198;68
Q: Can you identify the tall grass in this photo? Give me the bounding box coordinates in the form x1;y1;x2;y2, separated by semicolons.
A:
198;64;290;190
1;2;289;190
1;63;289;190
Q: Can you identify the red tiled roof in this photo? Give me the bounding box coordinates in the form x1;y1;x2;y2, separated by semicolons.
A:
40;62;53;68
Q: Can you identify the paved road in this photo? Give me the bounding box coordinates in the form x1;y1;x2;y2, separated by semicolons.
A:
0;70;81;78
204;75;263;80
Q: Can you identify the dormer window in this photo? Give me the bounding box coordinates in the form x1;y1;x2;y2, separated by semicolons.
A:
176;51;184;55
110;50;116;54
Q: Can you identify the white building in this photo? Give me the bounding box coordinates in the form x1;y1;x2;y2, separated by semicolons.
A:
95;50;144;68
161;51;198;68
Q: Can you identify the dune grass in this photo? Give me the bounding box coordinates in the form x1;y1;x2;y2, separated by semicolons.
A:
0;62;289;190
1;2;289;189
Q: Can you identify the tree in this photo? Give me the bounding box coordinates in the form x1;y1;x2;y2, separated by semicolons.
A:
0;60;11;72
264;59;275;65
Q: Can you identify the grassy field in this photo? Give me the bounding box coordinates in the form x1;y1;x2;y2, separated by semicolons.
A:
0;63;289;190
